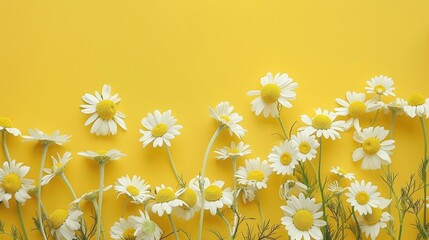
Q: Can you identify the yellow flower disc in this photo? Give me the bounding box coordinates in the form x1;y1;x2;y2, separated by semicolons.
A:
49;209;68;229
205;185;222;201
280;152;293;165
261;84;281;103
408;93;425;106
363;207;382;225
152;123;168;137
127;185;140;196
156;188;176;203
293;209;314;231
299;142;311;154
179;188;198;208
3;173;21;193
0;117;13;128
247;170;264;182
348;101;366;118
96;100;117;120
220;115;231;123
123;228;136;240
362;137;381;154
356;191;370;205
374;85;386;94
312;115;332;130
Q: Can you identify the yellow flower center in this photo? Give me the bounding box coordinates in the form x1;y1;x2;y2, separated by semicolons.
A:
363;207;382;225
338;178;351;189
337;168;346;175
299;142;311;154
123;228;136;240
362;137;381;154
97;150;107;155
261;84;281;103
228;148;239;154
156;188;176;203
49;209;68;229
96;100;117;120
179;188;197;209
220;115;231;123
127;185;140;196
280;152;292;165
312;115;332;130
0;117;13;128
3;173;21;193
281;174;297;184
374;85;386;94
293;209;314;231
348;101;366;118
54;162;62;169
356;191;370;205
247;170;265;182
152;123;168;137
408;93;425;106
205;185;223;201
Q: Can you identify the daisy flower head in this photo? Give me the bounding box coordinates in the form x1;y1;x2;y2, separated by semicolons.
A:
150;184;185;217
41;152;72;185
78;149;126;164
191;177;233;215
299;108;345;140
365;75;395;96
358;197;392;240
0;117;21;136
328;181;346;194
236;158;272;189
173;184;201;220
329;166;355;189
80;84;126;136
352;126;395;170
0;160;34;208
237;184;257;204
248;72;298;118
209;101;246;138
404;93;429;118
281;193;326;240
139;110;183;148
291;131;319;162
214;141;252;160
129;210;162;240
382;97;407;116
22;129;70;146
279;175;307;201
114;175;151;204
49;208;82;240
268;140;299;175
110;216;138;240
346;180;381;215
71;185;112;205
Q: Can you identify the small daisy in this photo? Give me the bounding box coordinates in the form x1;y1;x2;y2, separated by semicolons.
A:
209;101;246;138
328;181;346;194
404;93;429;118
80;84;126;136
22;129;70;145
236;158;272;189
129;210;162;240
365;75;395;96
49;208;82;240
78;149;126;164
110;216;138;240
214;141;252;160
291;132;319;162
330;166;355;181
0;117;21;136
150;185;185;217
268;141;299;175
70;185;112;205
191;177;233;215
114;175;151;204
139;110;183;148
248;72;298;118
346;180;381;215
335;91;377;131
41;152;72;185
352;126;395;170
0;160;34;208
281;193;326;240
358;198;392;240
298;108;345;140
237;184;257;204
173;183;201;220
381;97;407;116
279;175;308;200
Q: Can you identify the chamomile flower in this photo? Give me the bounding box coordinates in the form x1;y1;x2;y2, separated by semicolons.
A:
0;160;34;208
173;183;201;220
346;180;381;215
330;166;355;181
358;198;392;240
191;177;233;215
0;117;21;136
404;93;429;118
299;108;345;140
209;101;246;138
41;152;72;185
139;110;182;148
130;210;162;240
281;193;326;240
279;175;307;200
150;185;185;217
80;84;126;136
70;185;112;205
268;141;299;175
291;132;319;162
237;184;257;204
110;216;138;240
365;75;395;96
236;158;272;189
248;72;298;118
382;98;407;115
352;126;395;170
78;149;126;164
335;91;377;131
22;129;70;145
114;175;151;204
214;141;252;160
49;208;82;240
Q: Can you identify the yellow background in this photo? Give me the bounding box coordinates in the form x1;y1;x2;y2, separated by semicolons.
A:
1;1;429;239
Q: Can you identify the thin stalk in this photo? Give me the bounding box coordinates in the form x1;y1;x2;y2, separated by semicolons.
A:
277;116;288;140
96;163;106;240
420;117;428;227
387;111;396;233
231;157;239;238
351;207;362;240
370;95;382;126
316;138;328;238
256;191;264;223
168;214;180;240
60;173;87;235
38;143;49;240
16;201;29;240
122;198;129;217
2;131;11;163
165;145;184;187
218;210;232;239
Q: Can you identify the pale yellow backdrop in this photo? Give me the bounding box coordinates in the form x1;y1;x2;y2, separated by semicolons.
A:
0;1;429;239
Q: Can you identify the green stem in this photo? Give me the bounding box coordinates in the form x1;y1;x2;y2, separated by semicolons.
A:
218;211;232;239
38;143;49;240
2;130;11;163
277;116;288;140
60;173;87;235
370;95;382;126
420;117;428;228
316;138;328;239
168;214;180;240
387;111;396;233
96;163;105;240
256;191;264;223
122;198;129;218
351;207;362;240
231;157;239;238
16;201;29;240
165;145;184;187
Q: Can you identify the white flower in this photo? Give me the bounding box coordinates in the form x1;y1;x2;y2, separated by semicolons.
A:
0;117;21;136
236;158;272;189
330;166;355;181
150;185;185;217
129;210;162;240
80;84;126;136
191;177;233;215
71;185;112;205
291;132;319;162
281;193;326;240
214;141;252;160
110;216;138;240
328;181;346;194
352;126;395;170
22;129;70;145
49;208;82;240
346;180;381;215
279;176;308;201
173;182;201;220
139;110;183;148
78;149;126;164
298;108;345;140
404;93;429;118
268;141;299;175
358;198;392;240
41;152;72;185
209;101;246;138
114;175;151;204
0;160;34;208
248;72;298;118
381;98;408;116
237;185;257;204
365;75;395;96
